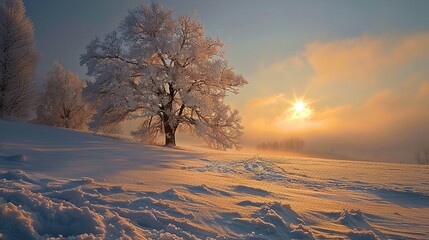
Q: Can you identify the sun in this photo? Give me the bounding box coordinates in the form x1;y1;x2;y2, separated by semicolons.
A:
289;98;313;120
294;100;305;113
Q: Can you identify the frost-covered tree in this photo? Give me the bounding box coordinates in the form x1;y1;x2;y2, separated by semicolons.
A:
0;0;38;120
36;62;93;130
81;3;247;149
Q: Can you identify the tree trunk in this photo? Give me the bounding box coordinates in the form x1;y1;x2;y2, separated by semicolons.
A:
164;123;176;147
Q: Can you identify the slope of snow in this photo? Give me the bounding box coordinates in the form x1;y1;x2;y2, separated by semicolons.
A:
0;120;428;239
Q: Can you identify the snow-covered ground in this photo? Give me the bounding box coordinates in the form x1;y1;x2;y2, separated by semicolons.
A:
0;120;428;239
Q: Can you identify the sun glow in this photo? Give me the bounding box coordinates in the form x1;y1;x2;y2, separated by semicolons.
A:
274;96;317;131
289;98;313;120
294;101;305;113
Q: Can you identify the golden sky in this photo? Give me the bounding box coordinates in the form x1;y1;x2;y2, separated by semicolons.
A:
235;32;429;162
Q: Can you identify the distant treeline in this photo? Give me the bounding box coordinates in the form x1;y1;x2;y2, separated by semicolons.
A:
256;137;305;152
415;148;429;165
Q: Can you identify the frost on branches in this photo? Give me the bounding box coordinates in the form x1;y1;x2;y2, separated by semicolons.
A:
81;3;247;149
0;0;38;120
36;62;94;130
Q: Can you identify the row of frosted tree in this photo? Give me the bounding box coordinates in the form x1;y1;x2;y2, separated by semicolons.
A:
256;137;306;152
0;0;93;130
0;0;246;149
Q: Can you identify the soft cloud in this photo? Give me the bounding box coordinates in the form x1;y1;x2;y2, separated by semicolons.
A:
306;37;386;83
417;81;429;98
246;94;286;109
305;33;429;84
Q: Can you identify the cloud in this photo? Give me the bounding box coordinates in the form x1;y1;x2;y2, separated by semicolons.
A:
306;37;386;83
305;33;429;84
246;94;286;109
243;94;289;135
417;81;429;98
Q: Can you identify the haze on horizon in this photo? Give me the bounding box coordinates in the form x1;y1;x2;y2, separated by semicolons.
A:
23;0;429;163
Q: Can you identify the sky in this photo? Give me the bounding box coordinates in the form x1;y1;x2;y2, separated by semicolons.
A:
23;0;429;162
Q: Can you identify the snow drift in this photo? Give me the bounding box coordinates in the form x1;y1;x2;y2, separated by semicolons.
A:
0;120;428;239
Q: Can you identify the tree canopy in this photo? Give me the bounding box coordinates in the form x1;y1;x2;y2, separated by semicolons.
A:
0;0;38;120
36;62;94;130
81;3;247;149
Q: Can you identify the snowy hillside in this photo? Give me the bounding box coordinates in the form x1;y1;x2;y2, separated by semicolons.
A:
0;120;428;239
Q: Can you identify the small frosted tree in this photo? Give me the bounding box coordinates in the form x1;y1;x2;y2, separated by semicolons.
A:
36;62;93;130
81;3;247;149
0;0;38;120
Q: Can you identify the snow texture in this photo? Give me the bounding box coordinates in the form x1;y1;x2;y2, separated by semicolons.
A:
1;120;428;239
